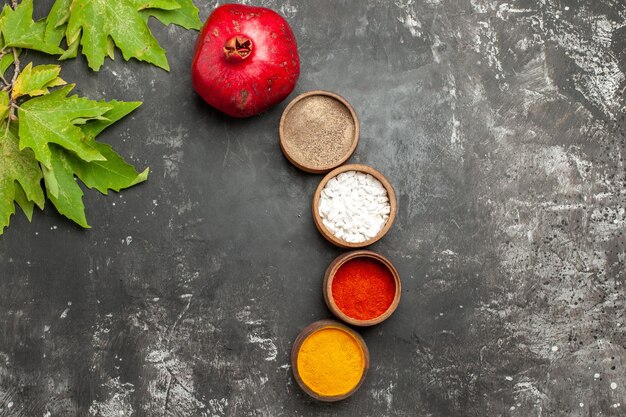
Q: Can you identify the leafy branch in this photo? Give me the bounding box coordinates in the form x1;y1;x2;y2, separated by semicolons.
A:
0;0;202;235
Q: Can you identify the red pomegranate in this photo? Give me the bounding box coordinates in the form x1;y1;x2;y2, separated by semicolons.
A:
191;4;300;118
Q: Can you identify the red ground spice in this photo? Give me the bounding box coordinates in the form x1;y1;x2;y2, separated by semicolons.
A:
331;257;396;320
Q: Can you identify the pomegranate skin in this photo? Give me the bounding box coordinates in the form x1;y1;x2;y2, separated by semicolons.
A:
191;4;300;118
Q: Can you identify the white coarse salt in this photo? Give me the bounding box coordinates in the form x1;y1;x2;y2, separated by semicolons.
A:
318;171;390;243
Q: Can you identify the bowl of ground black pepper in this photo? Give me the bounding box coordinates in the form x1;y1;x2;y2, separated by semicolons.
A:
323;250;401;326
279;90;359;173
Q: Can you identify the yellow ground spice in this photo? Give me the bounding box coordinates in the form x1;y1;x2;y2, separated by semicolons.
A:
296;327;365;397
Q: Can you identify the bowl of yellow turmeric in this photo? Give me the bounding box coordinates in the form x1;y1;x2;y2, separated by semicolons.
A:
291;320;369;401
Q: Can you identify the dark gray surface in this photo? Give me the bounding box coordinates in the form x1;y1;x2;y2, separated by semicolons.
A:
1;0;625;416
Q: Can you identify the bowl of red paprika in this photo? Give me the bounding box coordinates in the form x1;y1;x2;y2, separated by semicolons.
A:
323;250;401;326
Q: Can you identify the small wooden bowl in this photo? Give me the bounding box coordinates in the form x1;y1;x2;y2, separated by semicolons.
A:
291;320;369;402
312;164;397;248
279;90;359;173
323;250;401;326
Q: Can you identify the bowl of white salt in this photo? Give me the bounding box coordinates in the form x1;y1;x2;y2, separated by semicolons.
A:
312;164;397;248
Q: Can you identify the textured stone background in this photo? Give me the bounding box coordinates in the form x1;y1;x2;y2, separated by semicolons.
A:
0;0;624;416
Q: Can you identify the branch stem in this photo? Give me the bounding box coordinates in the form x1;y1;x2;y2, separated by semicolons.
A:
6;47;20;125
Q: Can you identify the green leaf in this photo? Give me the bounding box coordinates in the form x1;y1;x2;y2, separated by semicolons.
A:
0;91;8;121
63;0;183;71
47;0;81;61
0;49;18;79
12;63;66;99
0;0;64;55
67;141;148;195
3;63;148;234
44;0;72;47
106;36;116;60
42;145;89;228
40;104;149;225
14;182;35;221
17;84;111;168
43;0;201;70
68;100;148;195
81;100;142;139
59;35;79;61
142;0;202;30
0;123;45;235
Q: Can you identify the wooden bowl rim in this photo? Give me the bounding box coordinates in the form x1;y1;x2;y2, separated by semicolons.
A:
279;90;360;174
291;319;370;402
323;250;402;327
312;164;397;248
